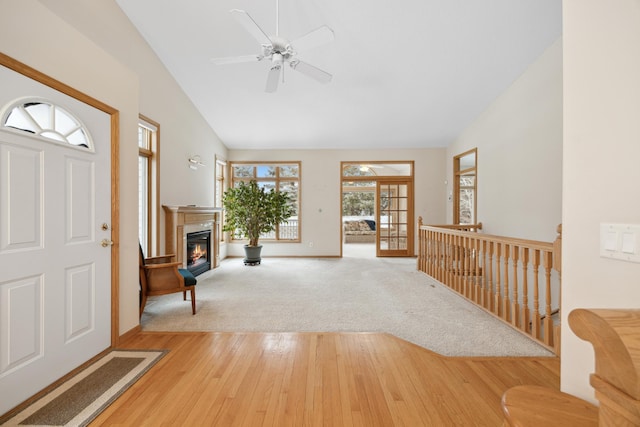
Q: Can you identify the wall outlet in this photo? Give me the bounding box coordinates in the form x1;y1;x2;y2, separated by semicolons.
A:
309;241;313;247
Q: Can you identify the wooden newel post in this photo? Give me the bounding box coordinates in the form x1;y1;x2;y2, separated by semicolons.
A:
502;308;640;426
553;224;562;274
569;309;640;426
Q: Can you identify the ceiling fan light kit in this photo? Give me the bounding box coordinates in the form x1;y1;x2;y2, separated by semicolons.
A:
210;0;334;92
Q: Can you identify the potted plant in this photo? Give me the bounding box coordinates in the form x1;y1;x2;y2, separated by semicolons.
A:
222;180;294;265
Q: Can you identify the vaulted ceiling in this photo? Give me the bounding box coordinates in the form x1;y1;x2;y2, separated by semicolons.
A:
115;0;561;150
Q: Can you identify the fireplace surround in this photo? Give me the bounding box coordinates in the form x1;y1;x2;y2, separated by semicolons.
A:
163;205;222;275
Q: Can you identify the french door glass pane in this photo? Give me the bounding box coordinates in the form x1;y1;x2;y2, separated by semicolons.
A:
378;183;409;252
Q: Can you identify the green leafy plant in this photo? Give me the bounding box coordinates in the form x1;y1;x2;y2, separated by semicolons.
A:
222;180;294;247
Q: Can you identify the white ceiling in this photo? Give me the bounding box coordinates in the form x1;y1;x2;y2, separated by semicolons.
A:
115;0;561;150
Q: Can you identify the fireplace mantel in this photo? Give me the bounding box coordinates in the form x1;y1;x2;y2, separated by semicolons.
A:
163;205;223;271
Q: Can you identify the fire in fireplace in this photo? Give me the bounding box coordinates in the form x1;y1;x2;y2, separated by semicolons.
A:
186;230;211;276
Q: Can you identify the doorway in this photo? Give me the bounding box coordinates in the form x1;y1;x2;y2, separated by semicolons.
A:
340;162;414;258
342;178;376;258
0;55;119;414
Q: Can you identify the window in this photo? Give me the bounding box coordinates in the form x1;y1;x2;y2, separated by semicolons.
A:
2;98;93;149
454;148;477;224
230;162;300;241
215;157;227;242
343;164;376;177
138;116;159;255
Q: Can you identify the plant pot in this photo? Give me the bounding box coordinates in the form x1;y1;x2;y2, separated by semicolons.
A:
243;244;262;265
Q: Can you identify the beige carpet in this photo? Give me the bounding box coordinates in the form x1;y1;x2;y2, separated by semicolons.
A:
141;255;554;357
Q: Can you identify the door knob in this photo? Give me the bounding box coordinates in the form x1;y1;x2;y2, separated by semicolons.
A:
101;239;114;247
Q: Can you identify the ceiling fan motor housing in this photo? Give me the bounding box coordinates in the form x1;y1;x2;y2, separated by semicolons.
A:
268;36;293;59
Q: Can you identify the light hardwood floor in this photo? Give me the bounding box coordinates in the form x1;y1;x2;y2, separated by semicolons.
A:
93;331;559;426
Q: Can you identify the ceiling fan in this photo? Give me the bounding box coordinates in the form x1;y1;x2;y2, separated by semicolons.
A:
210;0;334;92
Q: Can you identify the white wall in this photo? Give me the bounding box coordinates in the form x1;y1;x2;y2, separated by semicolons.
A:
2;0;229;336
562;0;640;403
0;0;142;337
227;148;447;257
37;0;229;245
446;38;563;243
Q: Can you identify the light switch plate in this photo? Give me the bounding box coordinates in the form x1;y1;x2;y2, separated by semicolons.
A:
600;223;640;263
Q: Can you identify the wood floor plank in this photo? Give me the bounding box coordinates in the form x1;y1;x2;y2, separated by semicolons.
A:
90;331;559;426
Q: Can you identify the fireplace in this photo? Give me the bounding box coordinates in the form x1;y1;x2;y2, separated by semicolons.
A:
186;230;211;276
163;205;221;272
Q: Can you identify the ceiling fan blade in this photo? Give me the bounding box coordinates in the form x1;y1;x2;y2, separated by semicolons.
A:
230;9;272;47
290;60;332;84
265;63;281;93
291;25;335;52
210;54;263;65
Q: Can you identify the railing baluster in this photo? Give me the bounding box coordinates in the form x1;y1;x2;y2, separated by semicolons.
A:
503;243;510;322
495;243;502;318
438;230;443;280
487;241;494;312
480;239;487;308
511;245;520;328
463;235;470;297
415;224;561;354
446;234;452;285
521;248;530;333
474;237;481;304
457;235;462;293
452;234;459;291
432;230;437;278
457;234;463;293
447;233;453;287
543;251;554;347
532;250;541;340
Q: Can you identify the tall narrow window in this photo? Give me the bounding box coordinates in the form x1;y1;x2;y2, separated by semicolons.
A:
454;148;477;224
215;157;227;242
138;116;159;255
229;162;300;241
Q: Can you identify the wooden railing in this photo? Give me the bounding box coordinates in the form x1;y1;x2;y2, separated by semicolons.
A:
417;218;562;354
503;309;640;425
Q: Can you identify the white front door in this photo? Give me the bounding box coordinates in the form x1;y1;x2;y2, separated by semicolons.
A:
0;65;112;414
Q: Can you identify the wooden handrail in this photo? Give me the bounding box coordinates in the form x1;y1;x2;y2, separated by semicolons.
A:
502;309;640;426
418;221;483;232
570;310;640;402
416;217;562;354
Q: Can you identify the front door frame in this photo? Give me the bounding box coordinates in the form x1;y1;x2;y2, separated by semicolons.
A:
0;52;120;346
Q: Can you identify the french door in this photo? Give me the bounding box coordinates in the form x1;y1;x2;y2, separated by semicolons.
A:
377;180;413;257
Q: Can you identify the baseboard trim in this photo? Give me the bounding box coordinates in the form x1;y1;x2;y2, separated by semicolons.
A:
118;324;142;345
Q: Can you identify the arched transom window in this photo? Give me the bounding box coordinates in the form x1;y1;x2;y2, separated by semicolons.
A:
1;98;93;150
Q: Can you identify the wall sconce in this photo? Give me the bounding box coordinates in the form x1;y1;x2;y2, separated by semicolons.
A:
188;155;205;170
